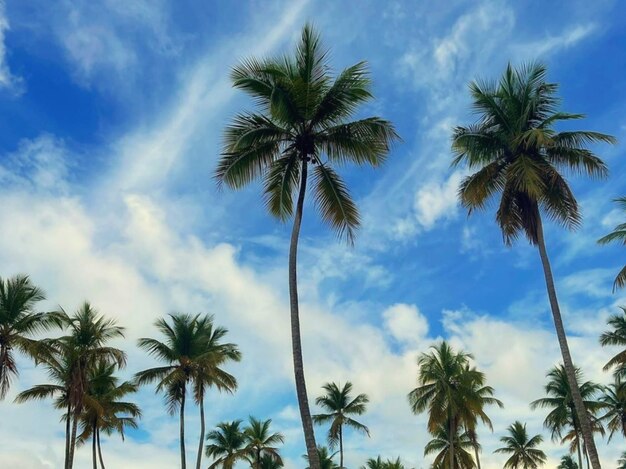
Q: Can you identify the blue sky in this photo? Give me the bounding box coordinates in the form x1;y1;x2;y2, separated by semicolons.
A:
0;0;626;468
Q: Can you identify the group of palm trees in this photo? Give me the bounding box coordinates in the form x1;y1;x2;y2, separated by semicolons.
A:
2;21;626;469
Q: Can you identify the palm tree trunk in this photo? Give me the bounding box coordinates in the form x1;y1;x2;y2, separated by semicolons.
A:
339;424;344;469
180;387;187;469
289;160;319;469
576;435;583;469
97;428;106;469
449;417;455;469
92;421;98;469
64;403;72;469
535;213;602;469
69;410;79;469
195;393;205;469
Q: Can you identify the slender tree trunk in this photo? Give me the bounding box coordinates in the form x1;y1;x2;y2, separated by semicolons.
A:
339;424;344;469
97;429;106;469
64;403;72;469
195;393;205;469
585;442;591;469
289;160;319;469
449;417;455;469
92;421;98;469
180;387;187;469
68;410;79;469
535;214;601;469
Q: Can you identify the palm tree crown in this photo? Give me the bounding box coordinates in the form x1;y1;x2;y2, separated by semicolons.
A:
598;197;626;290
313;381;369;468
494;421;546;469
599;306;626;375
0;274;55;399
599;378;626;441
205;420;247;469
424;423;475;469
244;416;285;468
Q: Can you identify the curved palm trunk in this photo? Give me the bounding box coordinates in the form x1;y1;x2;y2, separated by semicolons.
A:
92;421;98;469
449;418;455;469
180;387;187;469
195;393;205;469
69;410;79;469
339;425;344;469
97;429;106;469
536;214;601;469
64;403;72;469
289;160;320;469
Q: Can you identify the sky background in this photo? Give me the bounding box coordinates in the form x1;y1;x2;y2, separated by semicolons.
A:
0;0;625;468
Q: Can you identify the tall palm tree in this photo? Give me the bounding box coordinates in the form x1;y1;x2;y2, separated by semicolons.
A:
494;421;546;469
205;420;247;469
243;417;285;468
530;365;605;469
215;24;399;469
191;316;241;469
558;455;579;469
57;303;125;469
136;313;239;469
408;342;500;469
452;62;615;469
304;446;339;469
424;423;475;469
599;378;626;441
599;307;626;376
0;274;57;399
77;360;141;469
313;381;370;468
598;197;626;290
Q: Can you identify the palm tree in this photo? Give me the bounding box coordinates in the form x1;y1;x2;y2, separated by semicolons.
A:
304;446;339;469
381;457;407;469
424;423;475;469
599;307;626;375
244;416;285;468
77;360;141;469
618;452;626;469
361;456;386;469
0;274;57;399
558;455;579;469
259;454;284;469
494;421;546;469
408;342;500;469
215;24;399;469
191;316;241;469
313;381;370;468
599;378;626;441
205;420;247;469
530;365;605;469
452;62;615;469
136;313;239;469
598;197;626;290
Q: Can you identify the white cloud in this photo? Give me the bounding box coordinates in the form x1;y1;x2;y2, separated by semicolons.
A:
413;171;464;230
383;303;429;345
519;24;596;57
0;0;23;93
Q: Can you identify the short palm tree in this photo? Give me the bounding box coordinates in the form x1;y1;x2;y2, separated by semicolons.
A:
77;360;141;469
244;416;285;468
259;454;284;469
558;455;579;469
313;381;370;468
304;446;339;469
599;306;626;375
530;365;605;469
216;24;398;469
0;274;56;399
599;378;626;441
618;452;626;469
598;197;626;290
361;456;386;469
205;420;247;469
494;421;546;469
381;457;407;469
136;313;240;469
452;62;615;469
408;342;500;469
424;423;475;469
